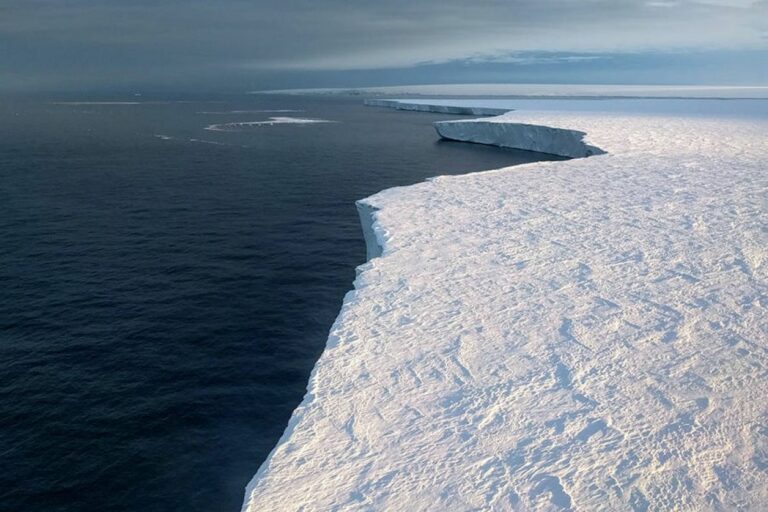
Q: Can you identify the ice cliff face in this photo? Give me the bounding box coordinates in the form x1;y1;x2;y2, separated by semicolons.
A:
435;116;604;158
243;103;768;512
364;99;510;116
365;99;604;158
355;201;383;260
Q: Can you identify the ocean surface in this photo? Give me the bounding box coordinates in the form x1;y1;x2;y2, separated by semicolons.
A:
0;93;563;512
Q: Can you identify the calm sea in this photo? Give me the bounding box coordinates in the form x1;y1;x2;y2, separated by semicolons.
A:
0;93;562;511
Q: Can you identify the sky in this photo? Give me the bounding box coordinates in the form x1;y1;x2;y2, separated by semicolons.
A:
1;0;767;93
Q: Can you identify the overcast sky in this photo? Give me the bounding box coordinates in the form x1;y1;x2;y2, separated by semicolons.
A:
2;0;767;92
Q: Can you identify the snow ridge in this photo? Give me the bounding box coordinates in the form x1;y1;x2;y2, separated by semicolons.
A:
243;101;768;511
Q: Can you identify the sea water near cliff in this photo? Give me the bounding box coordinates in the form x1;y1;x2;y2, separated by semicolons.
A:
0;93;562;512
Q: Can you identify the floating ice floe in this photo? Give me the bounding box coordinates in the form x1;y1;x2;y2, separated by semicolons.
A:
205;117;335;131
196;110;304;115
154;134;242;147
243;100;768;511
187;138;235;146
51;101;143;105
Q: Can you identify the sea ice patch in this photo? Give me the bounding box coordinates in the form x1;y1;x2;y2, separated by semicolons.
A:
196;109;304;114
205;117;335;131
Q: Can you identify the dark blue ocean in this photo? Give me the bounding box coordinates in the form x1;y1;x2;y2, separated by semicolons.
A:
0;94;562;511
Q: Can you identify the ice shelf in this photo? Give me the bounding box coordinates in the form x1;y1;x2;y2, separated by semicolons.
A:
364;99;510;116
243;100;768;512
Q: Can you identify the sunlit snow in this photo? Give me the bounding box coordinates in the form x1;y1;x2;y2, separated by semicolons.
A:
243;100;767;511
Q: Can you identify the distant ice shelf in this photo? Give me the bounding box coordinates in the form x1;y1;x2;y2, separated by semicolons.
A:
242;100;768;511
366;99;603;158
364;98;510;116
255;83;768;99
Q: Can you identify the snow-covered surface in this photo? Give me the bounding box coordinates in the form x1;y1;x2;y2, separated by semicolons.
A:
204;117;334;131
255;83;768;99
243;100;768;511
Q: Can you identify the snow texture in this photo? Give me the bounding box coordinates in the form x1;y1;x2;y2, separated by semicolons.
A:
243;101;768;511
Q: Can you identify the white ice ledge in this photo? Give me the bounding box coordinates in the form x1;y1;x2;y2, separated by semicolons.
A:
243;101;768;511
435;117;603;158
366;99;600;158
364;98;510;116
254;84;768;99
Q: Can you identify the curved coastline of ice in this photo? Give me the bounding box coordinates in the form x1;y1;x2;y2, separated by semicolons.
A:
243;100;768;511
365;99;601;157
435;119;603;159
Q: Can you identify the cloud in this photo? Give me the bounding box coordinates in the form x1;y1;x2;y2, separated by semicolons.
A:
0;0;766;90
415;52;607;67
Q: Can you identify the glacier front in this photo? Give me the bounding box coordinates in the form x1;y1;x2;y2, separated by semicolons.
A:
243;101;768;511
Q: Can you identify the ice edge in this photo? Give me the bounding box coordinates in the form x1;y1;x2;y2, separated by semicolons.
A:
367;98;603;158
355;201;384;261
434;118;605;158
242;100;607;509
364;98;510;116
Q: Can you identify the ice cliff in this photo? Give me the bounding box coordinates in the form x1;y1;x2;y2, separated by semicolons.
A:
243;101;768;511
356;201;383;260
365;99;603;158
435;117;604;158
365;99;510;116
